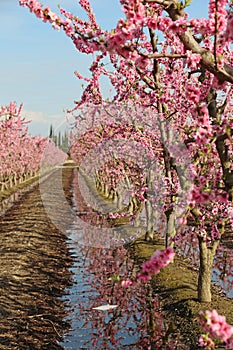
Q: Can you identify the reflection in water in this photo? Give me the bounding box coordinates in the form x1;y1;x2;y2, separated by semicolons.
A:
61;231;187;350
212;248;233;298
61;170;188;350
69;168;143;249
61;166;233;349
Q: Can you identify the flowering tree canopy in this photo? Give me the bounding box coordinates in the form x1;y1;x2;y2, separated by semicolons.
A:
0;102;67;191
19;0;233;305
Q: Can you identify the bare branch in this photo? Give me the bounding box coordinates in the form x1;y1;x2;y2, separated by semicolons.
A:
135;67;156;90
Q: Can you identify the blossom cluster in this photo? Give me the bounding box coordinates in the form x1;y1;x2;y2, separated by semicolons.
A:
0;102;67;190
18;1;233;347
199;310;233;349
138;247;175;282
225;12;233;42
70;115;161;211
109;212;130;219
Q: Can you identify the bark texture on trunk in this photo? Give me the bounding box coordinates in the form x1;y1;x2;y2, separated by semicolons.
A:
165;210;176;248
198;237;219;302
145;169;155;241
145;199;154;241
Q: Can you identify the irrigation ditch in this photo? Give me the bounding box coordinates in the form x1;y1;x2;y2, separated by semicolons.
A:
0;162;232;349
69;165;233;349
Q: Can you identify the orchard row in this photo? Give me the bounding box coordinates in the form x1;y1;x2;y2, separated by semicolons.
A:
0;102;67;191
14;0;233;348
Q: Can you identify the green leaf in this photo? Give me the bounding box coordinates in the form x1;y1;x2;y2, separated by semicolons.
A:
184;0;193;7
108;275;120;282
176;2;182;10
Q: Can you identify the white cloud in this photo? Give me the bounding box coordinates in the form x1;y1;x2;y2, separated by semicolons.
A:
22;109;71;136
22;109;66;124
23;110;47;123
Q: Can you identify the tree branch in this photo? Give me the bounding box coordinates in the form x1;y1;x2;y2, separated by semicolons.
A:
144;0;233;84
143;53;187;59
205;87;233;200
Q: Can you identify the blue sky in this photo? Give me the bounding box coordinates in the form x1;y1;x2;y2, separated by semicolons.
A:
0;0;207;136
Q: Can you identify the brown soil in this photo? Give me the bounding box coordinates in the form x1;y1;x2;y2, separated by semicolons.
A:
0;165;74;349
131;237;233;350
0;170;59;216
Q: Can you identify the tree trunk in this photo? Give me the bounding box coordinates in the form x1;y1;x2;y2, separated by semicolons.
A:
165;210;176;248
117;192;123;210
145;199;154;241
128;196;138;214
103;183;109;197
198;237;219;302
112;190;117;204
145;169;155;241
108;187;114;200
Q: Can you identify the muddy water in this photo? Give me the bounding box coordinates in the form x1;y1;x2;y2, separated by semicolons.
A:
0;167;74;350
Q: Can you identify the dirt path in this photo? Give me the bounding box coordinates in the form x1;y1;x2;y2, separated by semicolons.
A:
0;166;74;350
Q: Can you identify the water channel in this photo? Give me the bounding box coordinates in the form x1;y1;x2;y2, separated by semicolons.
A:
0;164;232;349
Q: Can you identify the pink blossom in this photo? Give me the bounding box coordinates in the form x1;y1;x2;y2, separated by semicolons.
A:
138;247;175;282
199;310;233;347
185;51;201;70
225;12;233;42
186;84;201;104
199;334;215;349
217;192;229;203
121;279;133;288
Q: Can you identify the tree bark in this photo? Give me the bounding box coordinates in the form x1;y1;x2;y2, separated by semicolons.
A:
145;198;154;241
215;135;233;201
198;237;219;302
165;210;176;248
145;169;155;241
117;192;123;210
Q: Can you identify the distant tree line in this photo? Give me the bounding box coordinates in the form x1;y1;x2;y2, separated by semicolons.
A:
49;124;70;154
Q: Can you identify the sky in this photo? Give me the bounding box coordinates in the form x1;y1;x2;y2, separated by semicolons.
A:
0;0;207;136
